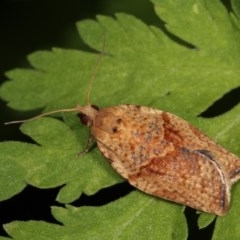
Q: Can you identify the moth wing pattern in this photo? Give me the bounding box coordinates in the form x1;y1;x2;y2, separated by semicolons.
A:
128;147;229;216
91;104;240;215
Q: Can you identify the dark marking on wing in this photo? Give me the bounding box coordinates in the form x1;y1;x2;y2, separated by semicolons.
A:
195;149;214;160
194;149;227;209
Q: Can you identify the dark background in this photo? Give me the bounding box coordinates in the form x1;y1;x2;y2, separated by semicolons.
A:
0;0;238;239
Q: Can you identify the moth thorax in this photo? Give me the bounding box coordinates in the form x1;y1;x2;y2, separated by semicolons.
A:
77;104;99;126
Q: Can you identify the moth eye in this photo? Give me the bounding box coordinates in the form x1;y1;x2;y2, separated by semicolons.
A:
78;113;90;125
91;105;99;111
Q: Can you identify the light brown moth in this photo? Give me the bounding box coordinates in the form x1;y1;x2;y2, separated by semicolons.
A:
6;36;240;216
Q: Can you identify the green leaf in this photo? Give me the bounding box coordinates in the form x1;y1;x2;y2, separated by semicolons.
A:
4;192;186;240
197;212;215;229
0;237;12;240
1;0;240;239
0;117;121;203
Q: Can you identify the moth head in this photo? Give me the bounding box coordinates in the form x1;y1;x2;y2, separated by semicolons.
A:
78;104;99;127
93;110;125;135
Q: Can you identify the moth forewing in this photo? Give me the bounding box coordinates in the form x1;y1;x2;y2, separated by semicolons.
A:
90;104;240;216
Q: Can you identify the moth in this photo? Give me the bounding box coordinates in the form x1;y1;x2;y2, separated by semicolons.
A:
6;36;240;216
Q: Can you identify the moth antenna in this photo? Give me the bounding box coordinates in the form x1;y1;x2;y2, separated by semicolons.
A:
4;107;79;125
85;31;107;105
5;33;107;125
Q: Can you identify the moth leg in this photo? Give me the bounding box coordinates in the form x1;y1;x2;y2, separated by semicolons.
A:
77;134;95;157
